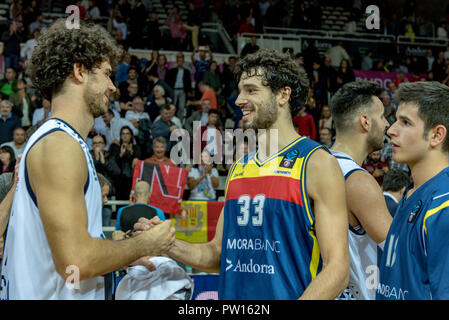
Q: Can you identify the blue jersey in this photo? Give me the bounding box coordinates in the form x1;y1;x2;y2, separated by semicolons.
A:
219;136;326;300
377;167;449;300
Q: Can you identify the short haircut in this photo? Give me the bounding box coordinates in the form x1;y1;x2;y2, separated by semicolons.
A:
159;104;171;113
330;80;383;134
153;84;165;96
153;136;167;146
134;180;150;198
97;172;111;189
27;19;123;100
234;48;309;118
0;100;13;108
382;169;410;192
394;81;449;152
208;109;219;116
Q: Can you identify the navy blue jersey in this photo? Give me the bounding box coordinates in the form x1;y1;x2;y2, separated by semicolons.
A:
219;137;327;300
377;167;449;300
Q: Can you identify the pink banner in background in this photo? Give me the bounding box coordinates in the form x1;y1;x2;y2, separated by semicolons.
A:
353;69;416;89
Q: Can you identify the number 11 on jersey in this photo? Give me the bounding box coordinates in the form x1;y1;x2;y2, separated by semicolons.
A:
237;194;266;227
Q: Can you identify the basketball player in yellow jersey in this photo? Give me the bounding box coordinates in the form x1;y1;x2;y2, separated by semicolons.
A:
136;49;349;299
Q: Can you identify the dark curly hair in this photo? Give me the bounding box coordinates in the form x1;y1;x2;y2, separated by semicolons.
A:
26;19;123;101
234;48;309;118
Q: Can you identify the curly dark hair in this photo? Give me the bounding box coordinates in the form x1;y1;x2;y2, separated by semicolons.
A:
26;19;123;101
234;48;309;118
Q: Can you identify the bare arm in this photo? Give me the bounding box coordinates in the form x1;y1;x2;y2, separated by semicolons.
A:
299;150;349;299
27;132;175;280
346;170;392;244
166;208;224;273
0;178;15;238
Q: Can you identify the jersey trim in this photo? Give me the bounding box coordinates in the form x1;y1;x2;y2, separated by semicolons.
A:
254;136;306;167
423;198;449;235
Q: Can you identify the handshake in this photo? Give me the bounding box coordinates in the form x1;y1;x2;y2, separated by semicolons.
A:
112;217;176;271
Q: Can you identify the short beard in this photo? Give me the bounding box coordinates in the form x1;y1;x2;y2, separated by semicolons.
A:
367;121;385;152
243;94;278;130
84;83;107;118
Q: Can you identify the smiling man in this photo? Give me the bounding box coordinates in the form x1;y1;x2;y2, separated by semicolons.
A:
0;19;176;300
137;49;350;299
377;81;449;300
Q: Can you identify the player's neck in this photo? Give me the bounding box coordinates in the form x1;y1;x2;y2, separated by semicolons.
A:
257;120;299;162
50;93;93;141
331;136;369;166
409;153;449;192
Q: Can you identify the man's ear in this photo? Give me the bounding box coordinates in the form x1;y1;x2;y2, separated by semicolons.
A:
72;63;87;84
360;114;370;132
278;86;291;107
429;125;447;149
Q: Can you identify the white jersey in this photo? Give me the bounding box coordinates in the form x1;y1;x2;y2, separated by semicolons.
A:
331;150;378;300
0;118;105;300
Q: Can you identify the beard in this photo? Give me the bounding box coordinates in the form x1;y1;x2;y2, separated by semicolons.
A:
84;82;108;118
367;120;385;152
243;95;278;130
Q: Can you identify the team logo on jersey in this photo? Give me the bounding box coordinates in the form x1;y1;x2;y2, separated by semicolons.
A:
280;149;299;169
408;200;422;223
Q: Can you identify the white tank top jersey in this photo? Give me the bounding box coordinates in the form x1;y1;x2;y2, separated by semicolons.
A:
331;150;378;300
0;118;105;300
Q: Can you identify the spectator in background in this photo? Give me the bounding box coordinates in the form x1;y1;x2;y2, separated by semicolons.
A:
318;104;333;134
202;61;223;101
381;91;396;125
165;9;188;51
187;81;217;111
319;127;334;148
116;53;131;85
425;49;434;72
109;126;141;200
437;22;448;41
90;133;120;199
31;98;51;126
362;150;389;186
86;0;101;21
0;146;15;174
308;0;322;30
191;45;213;85
361;50;373;71
166;52;192;121
238;15;256;35
146;11;161;50
21;28;39;62
382;169;410;217
184;1;201;50
432;50;446;82
0;100;21;145
9;78;37;129
113;16;127;40
156;54;168;81
127;0;147;49
326;41;351;69
1;127;26;158
29;14;46;34
144;65;174;102
293;105;317;141
197;109;223;158
185;98;223;137
145;84;173;122
154;103;182;129
151;104;179;152
0;67;18;100
144;136;176;166
1;20;22;74
335;59;355;91
221;56;238;97
101;108;138;149
187;148;219;201
240;35;259;58
119;82;139;117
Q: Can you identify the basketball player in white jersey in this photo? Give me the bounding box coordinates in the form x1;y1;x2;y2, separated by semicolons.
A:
330;81;393;299
0;19;175;300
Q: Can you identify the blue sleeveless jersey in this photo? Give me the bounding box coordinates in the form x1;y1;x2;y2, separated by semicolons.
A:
219;136;326;300
377;167;449;300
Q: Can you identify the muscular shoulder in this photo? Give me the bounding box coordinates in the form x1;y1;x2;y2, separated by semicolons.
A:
27;131;88;190
345;170;383;198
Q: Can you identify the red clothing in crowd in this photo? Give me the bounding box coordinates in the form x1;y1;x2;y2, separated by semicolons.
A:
293;113;317;141
362;159;389;186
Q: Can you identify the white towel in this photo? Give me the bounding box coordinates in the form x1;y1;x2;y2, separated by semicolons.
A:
115;257;194;300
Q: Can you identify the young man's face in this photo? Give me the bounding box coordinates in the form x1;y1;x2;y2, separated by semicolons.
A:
208;113;218;125
235;69;278;130
85;61;116;117
387;102;428;166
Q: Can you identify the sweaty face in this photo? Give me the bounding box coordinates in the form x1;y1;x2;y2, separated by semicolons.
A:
236;72;278;130
84;62;116;118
